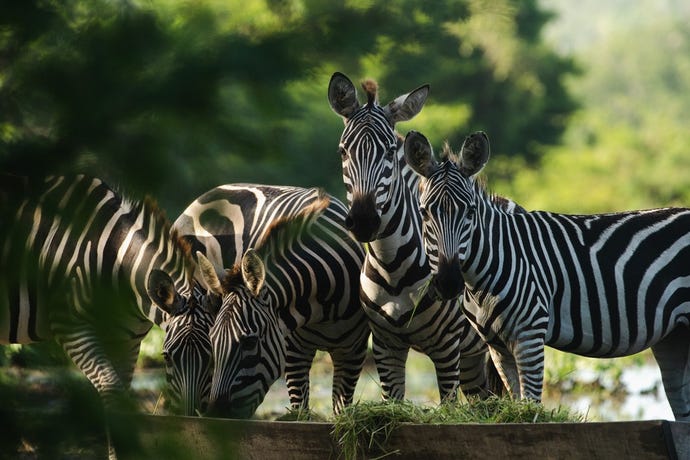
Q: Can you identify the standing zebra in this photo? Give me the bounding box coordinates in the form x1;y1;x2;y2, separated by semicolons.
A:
328;72;500;401
159;184;369;417
404;130;690;420
0;174;200;455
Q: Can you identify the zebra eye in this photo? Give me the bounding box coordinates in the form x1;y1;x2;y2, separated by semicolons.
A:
339;146;348;160
385;146;396;159
162;351;172;366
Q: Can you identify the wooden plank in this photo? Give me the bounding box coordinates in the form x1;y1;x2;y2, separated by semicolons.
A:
667;421;690;460
384;421;687;460
121;416;690;460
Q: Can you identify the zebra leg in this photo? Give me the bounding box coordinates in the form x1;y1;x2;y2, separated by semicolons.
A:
57;330;131;407
651;327;690;421
284;336;316;412
512;335;546;401
427;345;462;401
56;329;131;460
330;341;368;414
489;346;521;398
55;309;151;459
372;332;408;401
113;323;153;391
457;352;501;400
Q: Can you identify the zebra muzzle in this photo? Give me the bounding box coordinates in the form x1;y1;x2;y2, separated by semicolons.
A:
345;193;380;242
431;255;464;301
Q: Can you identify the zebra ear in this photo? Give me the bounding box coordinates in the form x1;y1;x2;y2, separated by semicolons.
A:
241;248;265;297
383;84;429;125
404;130;439;179
459;131;490;177
147;269;186;316
196;251;223;296
328;72;360;120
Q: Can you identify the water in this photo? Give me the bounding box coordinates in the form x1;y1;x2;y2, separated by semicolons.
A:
549;364;673;421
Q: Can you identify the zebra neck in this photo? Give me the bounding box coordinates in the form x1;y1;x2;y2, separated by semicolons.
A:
121;204;192;326
461;202;514;293
366;166;429;285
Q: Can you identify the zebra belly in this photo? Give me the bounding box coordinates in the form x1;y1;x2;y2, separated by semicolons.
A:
545;303;688;358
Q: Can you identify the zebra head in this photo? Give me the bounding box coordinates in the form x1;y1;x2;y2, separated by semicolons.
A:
404;130;490;301
328;72;429;242
147;269;219;416
203;248;286;419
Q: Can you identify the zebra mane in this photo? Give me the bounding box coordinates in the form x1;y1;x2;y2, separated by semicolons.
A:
471;175;526;212
361;79;378;108
439;141;458;163
255;189;331;259
219;264;243;291
430;156;519;213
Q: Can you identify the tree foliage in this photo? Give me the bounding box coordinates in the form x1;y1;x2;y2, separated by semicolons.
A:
494;3;690;213
0;0;576;214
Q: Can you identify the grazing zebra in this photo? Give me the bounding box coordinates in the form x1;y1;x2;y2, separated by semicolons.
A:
404;130;690;420
148;272;215;416
328;72;502;401
0;174;201;457
156;184;369;418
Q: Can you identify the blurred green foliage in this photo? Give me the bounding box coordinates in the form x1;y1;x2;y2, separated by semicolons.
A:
0;0;576;216
3;1;686;454
494;0;690;213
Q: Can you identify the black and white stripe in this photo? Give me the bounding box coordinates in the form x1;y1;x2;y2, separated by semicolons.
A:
405;130;690;420
170;184;369;417
0;174;197;408
328;72;499;401
154;285;215;416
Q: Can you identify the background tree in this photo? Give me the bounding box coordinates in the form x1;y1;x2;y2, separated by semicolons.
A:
498;0;690;213
0;0;576;215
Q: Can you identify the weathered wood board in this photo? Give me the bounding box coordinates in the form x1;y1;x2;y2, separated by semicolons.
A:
120;415;690;459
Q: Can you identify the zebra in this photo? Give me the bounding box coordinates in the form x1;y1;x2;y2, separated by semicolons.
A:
327;72;503;401
147;271;216;416
0;174;201;456
157;184;369;418
404;129;690;420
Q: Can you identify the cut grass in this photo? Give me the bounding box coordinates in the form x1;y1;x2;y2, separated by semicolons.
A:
331;397;585;460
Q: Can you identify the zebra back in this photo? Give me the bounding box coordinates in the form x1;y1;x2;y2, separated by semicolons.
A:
173;184;365;329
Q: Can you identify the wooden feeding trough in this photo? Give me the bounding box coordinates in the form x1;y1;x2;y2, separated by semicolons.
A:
121;415;690;459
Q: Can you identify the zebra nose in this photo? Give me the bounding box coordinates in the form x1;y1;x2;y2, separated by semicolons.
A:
205;398;254;419
205;398;226;417
432;255;464;301
346;194;380;242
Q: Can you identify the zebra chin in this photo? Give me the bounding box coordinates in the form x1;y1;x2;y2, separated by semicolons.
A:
346;222;379;242
430;256;464;301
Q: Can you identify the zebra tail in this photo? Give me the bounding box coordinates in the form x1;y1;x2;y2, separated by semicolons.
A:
485;356;508;397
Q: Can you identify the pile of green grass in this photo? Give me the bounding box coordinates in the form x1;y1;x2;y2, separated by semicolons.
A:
332;397;585;459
